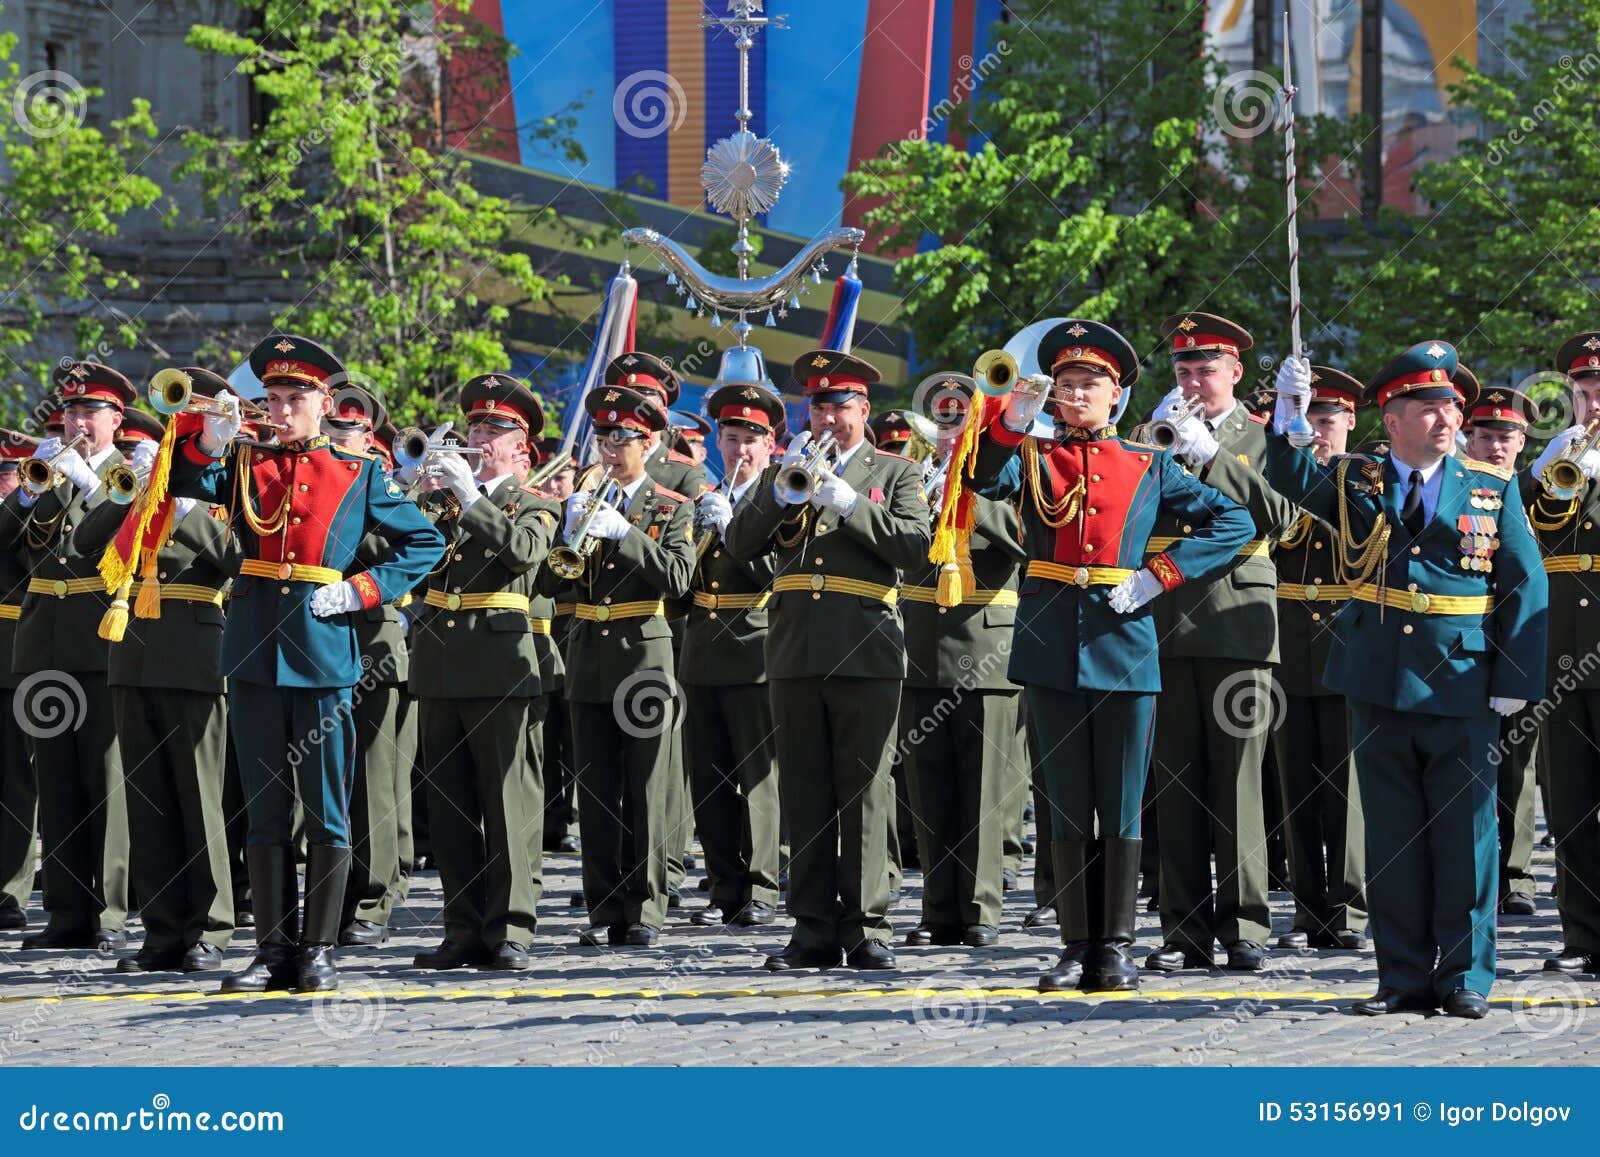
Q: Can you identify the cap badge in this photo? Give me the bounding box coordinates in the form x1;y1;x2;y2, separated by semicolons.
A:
1177;317;1198;332
1066;323;1088;337
274;339;296;354
1426;343;1447;360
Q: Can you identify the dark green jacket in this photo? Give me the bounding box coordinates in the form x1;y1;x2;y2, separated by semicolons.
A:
0;525;35;691
1272;512;1347;699
0;451;126;676
901;494;1024;692
74;499;240;694
1523;471;1600;690
527;498;566;693
353;531;410;687
724;443;930;681
680;482;776;687
408;477;556;700
645;443;710;500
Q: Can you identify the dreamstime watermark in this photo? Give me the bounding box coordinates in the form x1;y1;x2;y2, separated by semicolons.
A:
910;973;989;1035
662;339;719;382
890;642;1012;767
613;70;687;140
1212;69;1289;141
1488;640;1600;767
1484;51;1600;166
310;977;392;1040
285;652;398;769
585;943;718;1063
1514;369;1581;442
13;670;88;740
277;47;405;168
881;42;1010;164
1506;974;1588;1039
612;669;684;739
1210;668;1287;740
12;71;87;139
1184;943;1318;1063
1;965;95;1062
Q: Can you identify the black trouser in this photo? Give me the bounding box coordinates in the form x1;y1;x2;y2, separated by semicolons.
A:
684;683;780;912
1545;690;1600;954
344;684;413;929
0;687;38;914
541;689;576;846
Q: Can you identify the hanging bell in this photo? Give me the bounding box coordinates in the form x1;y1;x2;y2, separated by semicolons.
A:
711;311;723;328
686;294;697;310
765;310;776;326
666;271;678;287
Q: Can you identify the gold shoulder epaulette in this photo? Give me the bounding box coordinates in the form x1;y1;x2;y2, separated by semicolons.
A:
1120;438;1159;451
1461;456;1513;482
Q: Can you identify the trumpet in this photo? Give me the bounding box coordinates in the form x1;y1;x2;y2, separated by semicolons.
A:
774;431;839;505
526;449;574;491
21;434;90;495
1146;395;1207;450
395;422;483;473
974;349;1021;397
547;466;618;580
1541;416;1600;501
148;368;269;421
105;462;151;506
694;472;736;562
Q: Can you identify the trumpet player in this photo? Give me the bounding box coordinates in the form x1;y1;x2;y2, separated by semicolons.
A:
1527;333;1600;975
0;361;135;951
528;436;579;856
74;367;241;974
725;349;931;971
538;386;694;948
166;335;445;994
681;382;785;930
967;321;1253;993
0;432;39;932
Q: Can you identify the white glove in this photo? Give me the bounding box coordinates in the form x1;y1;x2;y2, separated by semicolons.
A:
1172;415;1218;466
199;389;242;455
1272;357;1312;436
430;452;479;508
775;432;813;507
33;436;63;462
392;462;420;488
1529;424;1600;482
1489;696;1526;717
586;501;631;542
309;580;362;618
52;447;100;495
129;440;158;474
697;490;733;536
563;491;588;540
1107;568;1164;614
810;470;858;518
1003;380;1047;432
173;496;197;522
1151;386;1188;424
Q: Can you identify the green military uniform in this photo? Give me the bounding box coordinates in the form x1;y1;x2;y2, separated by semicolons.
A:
0;371;132;948
899;491;1025;941
410;394;555;965
541;594;577;853
76;491;239;970
526;578;564;857
0;460;39;927
725;349;931;968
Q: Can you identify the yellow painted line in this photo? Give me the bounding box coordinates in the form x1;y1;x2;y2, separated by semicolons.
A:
4;984;1583;1010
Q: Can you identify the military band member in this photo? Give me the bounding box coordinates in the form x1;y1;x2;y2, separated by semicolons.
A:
532;435;580;855
544;387;695;946
407;376;554;971
682;382;785;928
1460;378;1541;919
1269;368;1367;951
168;335;445;993
1526;333;1600;973
0;362;134;951
76;371;241;972
671;411;712;466
0;434;39;929
900;379;1026;947
1139;313;1299;974
969;320;1254;992
1270;342;1547;1017
725;349;932;971
112;406;163;460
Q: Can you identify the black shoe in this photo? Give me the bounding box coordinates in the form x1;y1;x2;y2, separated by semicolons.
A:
296;844;350;992
180;943;225;972
845;940;896;970
557;835;580;853
569;892;586;909
666;887;682;910
1021;838;1035;855
1023;905;1057;929
577;925;626;948
1001;868;1019;892
1500;893;1536;917
1223;941;1268;972
116;945;182;973
0;905;26;930
624;923;660;947
764;943;841;971
339;919;388;947
1331;930;1366;950
1145;894;1160;912
962;924;999;948
95;928;127;951
1276;930;1309;951
690;904;726;927
483;941;530;970
696;877;712;893
1145;943;1212;972
414;940;484;969
234;907;255;929
1039;942;1091;992
297;944;338;992
683;852;697;871
904;924;935;946
1542;833;1556;848
220;845;300;994
1442;989;1489;1019
1085;837;1142;992
1351;988;1436;1016
905;923;961;946
21;925;97;950
732;901;776;927
1084;941;1141;992
1545;949;1598;974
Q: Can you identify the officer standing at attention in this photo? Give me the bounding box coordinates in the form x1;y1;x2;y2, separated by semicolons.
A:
1270;343;1547;1017
0;432;39;930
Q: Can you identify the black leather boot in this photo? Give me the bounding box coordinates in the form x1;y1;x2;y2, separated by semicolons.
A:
1085;837;1141;991
220;845;300;994
297;844;351;993
1039;840;1098;992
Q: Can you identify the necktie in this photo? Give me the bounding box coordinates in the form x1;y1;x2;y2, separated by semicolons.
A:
1401;470;1425;536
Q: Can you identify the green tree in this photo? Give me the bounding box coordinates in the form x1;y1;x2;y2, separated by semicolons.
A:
181;0;561;423
0;14;164;418
844;0;1360;416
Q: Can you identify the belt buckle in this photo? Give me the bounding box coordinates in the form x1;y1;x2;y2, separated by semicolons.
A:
809;573;826;591
277;563;294;581
594;604;611;622
52;579;67;598
445;593;462;611
1411;591;1430;614
1581;553;1594;572
1073;566;1089;588
1305;583;1320;600
707;594;719;610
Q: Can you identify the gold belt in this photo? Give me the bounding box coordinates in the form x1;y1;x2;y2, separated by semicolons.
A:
423;590;531;613
554;602;576;617
691;591;771;611
1145;537;1270;558
0;603;20;621
239;559;344;585
1025;561;1136;588
529;617;551;635
1544;554;1598;574
27;577;104;599
901;585;1019;606
772;575;898;604
130;582;226;607
1348;584;1494;615
1276;581;1351;603
574;599;666;622
395;592;414;608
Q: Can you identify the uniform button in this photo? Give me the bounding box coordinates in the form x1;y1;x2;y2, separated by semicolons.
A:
814;557;824;565
602;596;612;604
484;549;493;558
1091;473;1101;482
1402;624;1413;634
1312;541;1323;550
938;606;948;615
1582;598;1591;608
446;619;456;628
1084;544;1095;553
1086;507;1097;515
280;586;291;594
287;551;296;560
293;516;302;525
605;561;616;570
710;581;720;590
600;628;610;637
712;550;722;559
299;456;309;464
58;556;67;565
454;553;463;562
451;586;461;594
812;592;821;600
1089;446;1100;454
708;612;718;621
1406;582;1417;592
298;484;308;492
1311;612;1322;622
1587;522;1594;530
159;571;169;580
1410;545;1421;555
1182;524;1192;534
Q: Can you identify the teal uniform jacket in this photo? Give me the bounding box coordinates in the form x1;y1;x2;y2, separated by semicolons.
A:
970;425;1255;694
1264;437;1548;714
169;435;445;689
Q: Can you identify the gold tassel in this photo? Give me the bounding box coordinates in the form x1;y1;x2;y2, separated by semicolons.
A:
98;579;132;642
935;561;964;607
134;551;162;619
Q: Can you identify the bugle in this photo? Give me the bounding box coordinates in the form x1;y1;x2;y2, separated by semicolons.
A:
1146;395;1207;450
547;466;618;580
148;368;269;421
527;449;574;490
774;431;838;505
21;434;90;495
1541;416;1600;502
395;422;483;473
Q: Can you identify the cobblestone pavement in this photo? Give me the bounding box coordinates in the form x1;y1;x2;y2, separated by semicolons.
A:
0;833;1593;1066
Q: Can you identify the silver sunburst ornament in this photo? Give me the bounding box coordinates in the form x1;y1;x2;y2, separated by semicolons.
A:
701;130;789;221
